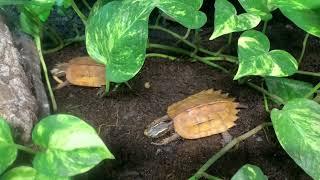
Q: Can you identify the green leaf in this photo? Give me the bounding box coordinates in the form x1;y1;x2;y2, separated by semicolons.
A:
86;0;206;83
0;166;70;180
231;164;267;180
271;98;320;179
55;0;71;8
265;77;314;103
0;0;35;6
1;166;37;180
273;0;320;38
234;30;298;80
238;0;276;21
155;0;207;29
32;114;114;177
19;0;54;36
0;117;17;175
210;0;260;40
20;10;41;37
24;0;54;22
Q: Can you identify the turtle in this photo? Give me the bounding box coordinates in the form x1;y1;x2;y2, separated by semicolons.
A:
144;89;243;145
51;56;133;95
50;56;106;90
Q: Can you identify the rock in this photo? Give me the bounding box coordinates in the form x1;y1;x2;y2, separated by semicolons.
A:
0;15;49;143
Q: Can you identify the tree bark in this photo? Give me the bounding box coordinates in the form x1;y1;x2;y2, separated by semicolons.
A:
0;15;50;143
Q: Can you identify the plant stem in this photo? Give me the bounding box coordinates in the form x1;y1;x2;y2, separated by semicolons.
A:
45;25;64;47
246;82;285;105
217;33;233;55
202;172;223;180
149;25;197;50
263;90;270;113
175;28;191;45
0;1;41;5
262;21;268;34
43;35;85;54
35;35;57;111
202;56;237;63
148;43;229;73
296;70;320;77
192;29;200;55
15;144;37;154
198;58;230;73
299;33;309;64
191;122;273;179
305;82;320;98
71;0;87;25
149;25;238;62
146;53;177;61
148;43;192;56
81;0;92;10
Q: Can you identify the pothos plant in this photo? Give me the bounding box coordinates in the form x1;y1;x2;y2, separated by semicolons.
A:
1;0;320;179
0;114;114;179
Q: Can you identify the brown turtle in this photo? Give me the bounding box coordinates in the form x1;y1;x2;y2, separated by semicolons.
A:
51;56;106;89
144;89;242;145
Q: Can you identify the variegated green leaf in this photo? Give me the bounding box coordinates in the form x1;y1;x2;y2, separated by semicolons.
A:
86;0;152;83
32;114;114;177
238;0;276;21
1;166;70;180
0;117;17;174
231;164;267;180
265;77;314;104
273;0;320;37
89;0;119;18
234;30;298;80
155;0;207;29
271;98;320;179
87;0;207;83
210;0;260;40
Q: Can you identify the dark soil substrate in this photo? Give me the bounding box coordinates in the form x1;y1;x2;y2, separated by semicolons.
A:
45;21;319;180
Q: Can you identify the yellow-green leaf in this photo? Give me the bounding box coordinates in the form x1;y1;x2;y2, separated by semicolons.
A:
0;117;17;174
210;0;260;40
234;30;298;80
32;114;114;177
238;0;276;21
273;0;320;37
231;164;267;180
1;166;70;180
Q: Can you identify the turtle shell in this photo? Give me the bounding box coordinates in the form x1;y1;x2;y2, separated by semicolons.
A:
167;89;239;139
66;56;106;87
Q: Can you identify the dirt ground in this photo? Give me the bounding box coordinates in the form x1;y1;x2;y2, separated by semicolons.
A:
45;20;319;180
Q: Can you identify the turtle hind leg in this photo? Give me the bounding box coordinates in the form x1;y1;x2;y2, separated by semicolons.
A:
151;133;181;146
220;131;233;146
97;86;106;98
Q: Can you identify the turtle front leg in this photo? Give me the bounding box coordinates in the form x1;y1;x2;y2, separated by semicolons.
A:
151;133;181;146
